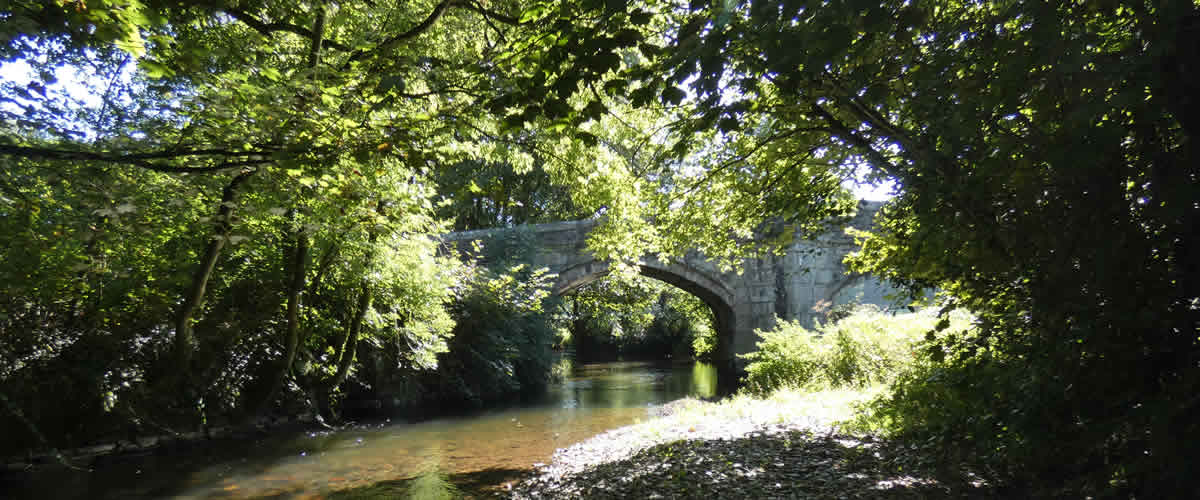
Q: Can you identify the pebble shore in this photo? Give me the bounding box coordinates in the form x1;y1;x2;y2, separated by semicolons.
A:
504;396;1010;499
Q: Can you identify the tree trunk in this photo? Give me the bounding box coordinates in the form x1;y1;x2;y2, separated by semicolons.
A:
173;169;255;373
310;281;371;422
311;201;382;422
332;282;371;389
309;238;340;296
256;221;308;416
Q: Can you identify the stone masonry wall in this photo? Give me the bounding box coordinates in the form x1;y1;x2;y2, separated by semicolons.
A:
442;200;902;364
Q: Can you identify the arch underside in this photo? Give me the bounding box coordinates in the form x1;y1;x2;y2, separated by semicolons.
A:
552;259;737;361
553;260;733;313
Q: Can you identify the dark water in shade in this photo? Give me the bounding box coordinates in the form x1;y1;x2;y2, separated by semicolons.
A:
3;361;717;499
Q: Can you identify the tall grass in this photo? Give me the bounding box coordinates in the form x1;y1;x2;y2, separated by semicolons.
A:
739;305;972;396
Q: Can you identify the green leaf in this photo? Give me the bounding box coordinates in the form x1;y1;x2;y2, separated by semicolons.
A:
139;59;173;79
260;67;282;81
582;100;607;120
630;85;657;107
603;78;628;95
661;86;686;105
377;75;405;94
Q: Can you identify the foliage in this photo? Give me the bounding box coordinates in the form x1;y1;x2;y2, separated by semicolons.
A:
646;285;717;360
741;306;968;396
416;228;559;409
0;0;728;448
3;1;1197;495
822;4;1198;495
496;0;864;268
505;0;1200;495
0;0;535;444
2;1;157;60
562;273;715;361
432;159;587;231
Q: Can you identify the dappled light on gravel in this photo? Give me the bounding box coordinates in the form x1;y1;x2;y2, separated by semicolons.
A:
510;431;1004;499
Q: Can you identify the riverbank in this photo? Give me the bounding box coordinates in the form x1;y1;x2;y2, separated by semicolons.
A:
505;388;1015;499
0;414;322;473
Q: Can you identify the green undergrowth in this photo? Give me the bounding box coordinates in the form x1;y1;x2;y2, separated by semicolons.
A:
626;306;973;442
511;307;1008;498
639;385;885;438
739;305;974;396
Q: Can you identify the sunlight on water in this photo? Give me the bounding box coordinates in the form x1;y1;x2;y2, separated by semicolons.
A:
8;361;716;499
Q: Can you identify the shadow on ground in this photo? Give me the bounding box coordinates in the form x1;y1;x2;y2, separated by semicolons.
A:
321;467;528;500
509;430;1022;499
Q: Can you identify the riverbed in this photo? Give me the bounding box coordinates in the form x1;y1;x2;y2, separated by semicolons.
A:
2;360;718;499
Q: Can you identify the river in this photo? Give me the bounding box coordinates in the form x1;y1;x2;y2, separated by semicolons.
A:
3;360;718;499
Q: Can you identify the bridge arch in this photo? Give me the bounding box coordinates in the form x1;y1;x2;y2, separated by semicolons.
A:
552;258;738;362
441;201;894;375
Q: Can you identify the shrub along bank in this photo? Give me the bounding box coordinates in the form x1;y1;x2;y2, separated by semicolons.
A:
516;303;1135;498
508;306;1012;499
346;228;564;415
739;305;972;395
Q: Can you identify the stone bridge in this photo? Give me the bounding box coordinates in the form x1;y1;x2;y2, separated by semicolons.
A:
442;200;901;371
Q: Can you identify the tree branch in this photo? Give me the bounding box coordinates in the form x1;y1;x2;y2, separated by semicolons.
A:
173;168;257;372
307;5;328;70
344;0;455;66
683;125;830;195
808;102;903;179
461;0;520;25
0;145;275;173
224;7;353;52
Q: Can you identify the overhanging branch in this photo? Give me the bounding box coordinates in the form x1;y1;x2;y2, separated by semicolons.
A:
461;0;520;25
344;0;455;67
808;103;903;180
0;145;275;173
225;7;353;52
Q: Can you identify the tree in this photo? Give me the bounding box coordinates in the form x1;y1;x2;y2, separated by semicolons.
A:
0;0;572;445
512;0;1200;495
432;158;587;231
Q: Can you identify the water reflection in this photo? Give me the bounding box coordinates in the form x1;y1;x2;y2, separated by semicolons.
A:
549;361;716;410
404;468;461;500
5;361;717;499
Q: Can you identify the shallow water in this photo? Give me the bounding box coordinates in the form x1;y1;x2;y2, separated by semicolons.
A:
3;360;717;499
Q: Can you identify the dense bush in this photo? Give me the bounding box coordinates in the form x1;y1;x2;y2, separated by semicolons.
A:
0;156;464;453
354;227;561;412
426;262;559;409
863;316;1200;497
859;337;1023;481
740;306;971;396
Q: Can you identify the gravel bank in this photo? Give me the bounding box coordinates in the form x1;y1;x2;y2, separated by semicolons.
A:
506;394;1013;499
